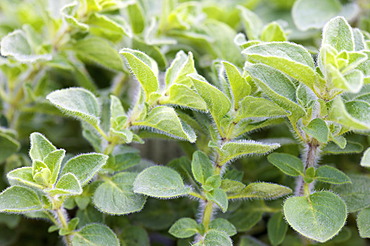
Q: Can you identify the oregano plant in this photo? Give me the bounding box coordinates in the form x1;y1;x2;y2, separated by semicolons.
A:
0;0;369;245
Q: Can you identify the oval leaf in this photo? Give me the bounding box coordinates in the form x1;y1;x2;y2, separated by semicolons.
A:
316;165;351;184
72;223;119;246
0;186;42;213
168;218;199;238
267;153;304;176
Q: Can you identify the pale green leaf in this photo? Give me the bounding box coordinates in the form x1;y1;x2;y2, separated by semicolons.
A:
267;153;304;176
120;48;159;97
127;2;145;34
86;13;130;41
323;141;363;155
47;173;82;196
361;148;370;167
72;223;119;246
110;95;125;120
283;191;347;242
261;22;287;42
133;166;190;198
357;208;370;238
322;16;354;52
7;167;43;189
61;153;108;186
292;0;342;31
168;218;199;238
74;37;123;71
44;149;65;185
134;106;196;142
268;212;288;246
228;182;292;199
209;218;237;236
0;133;20;163
93;172;146;215
238;6;263;40
191;151;214;185
47;88;101;127
206;188;228;212
0;186;42;213
302;118;329;143
204;229;232;246
29;132;56;161
316;165;351;184
165;51;196;87
218;140;280;166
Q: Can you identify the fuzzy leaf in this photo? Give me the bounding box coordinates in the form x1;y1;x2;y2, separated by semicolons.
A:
261;22;287;42
322;16;354;52
357;208;370;238
316;165;351;184
218;140;280;166
0;133;20;163
361;148;370;167
323;141;363;155
284;191;347;243
48;173;82;196
191;151;214;185
72;224;119;246
93;172;146;215
0;186;42;213
238;6;263;40
267;153;304;176
120;48;159;97
209;218;237;236
134;106;196;142
165;51;196;87
302;118;329;143
133;166;190;198
110;95;125;120
127;2;145;34
86;13;130;41
168;218;199;238
206;188;228;212
161;84;207;111
47;88;100;127
74;37;123;71
292;0;342;31
29;132;56;161
61;153;108;186
44;149;65;185
204;230;232;246
7;167;43;189
228;182;292;199
268;212;288;246
227;200;264;232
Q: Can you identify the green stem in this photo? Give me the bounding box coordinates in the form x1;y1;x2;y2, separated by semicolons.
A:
189;191;205;200
201;201;214;231
55;207;73;246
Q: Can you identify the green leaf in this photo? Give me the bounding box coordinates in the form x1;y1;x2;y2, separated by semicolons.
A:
204;230;232;246
29;132;56;161
244;43;320;92
209;218;237;236
261;22;287;42
44;149;65;185
73;37;123;71
47;88;101;127
267;153;304;176
268;212;288;246
228;182;292;199
0;186;42;213
134;106;196;142
133;166;190;198
72;223;119;246
292;0;342;31
61;153;108;186
168;218;199;238
302;118;329;143
93;172;146;215
238;6;263;40
120;48;159;97
357;208;370;238
188;74;231;126
110;95;125;120
361;148;370;167
218;140;280;166
204;175;222;191
315;165;351;184
227;200;264;232
322;16;354;52
191;151;214;185
222;61;251;108
332;174;370;212
245;64;305;119
7;167;43;189
32;160;52;187
127;2;145;34
323;141;363;155
47;173;82;196
283;191;347;243
235;96;288;121
0;133;20;163
206;188;228;212
165;51;196;87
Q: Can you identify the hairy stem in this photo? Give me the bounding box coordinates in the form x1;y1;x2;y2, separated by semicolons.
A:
201;201;214;230
55;207;73;246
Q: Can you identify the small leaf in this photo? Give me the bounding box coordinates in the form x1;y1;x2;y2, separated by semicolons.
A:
227;200;264;232
161;84;207;111
361;148;370;167
267;153;304;176
238;6;263;40
302;118;329;143
47;88;101;127
206;188;228;212
72;223;119;246
7;167;43;189
134;106;196;142
0;186;42;213
323;141;363;155
44;149;65;185
218;140;280;166
268;212;288;246
48;173;82;196
73;37;123;71
110;95;125;120
191;151;214;185
29;132;56;161
0;133;20;163
316;165;351;184
168;218;199;238
357;208;370;238
120;48;159;97
127;2;145;34
229;182;292;199
209;218;237;236
61;153;108;186
283;191;347;243
261;22;287;42
204;229;232;246
165;51;196;86
322;16;354;52
93;172;146;215
133;166;190;198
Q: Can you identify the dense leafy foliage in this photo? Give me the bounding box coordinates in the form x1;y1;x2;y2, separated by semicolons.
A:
0;0;370;245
